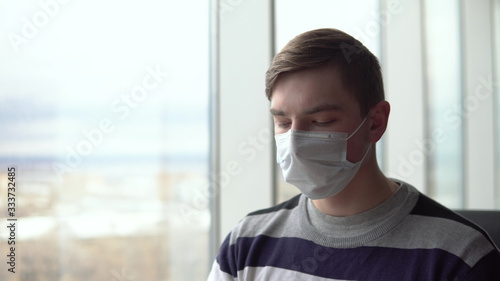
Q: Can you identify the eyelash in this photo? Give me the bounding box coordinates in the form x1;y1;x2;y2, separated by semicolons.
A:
314;120;335;126
277;122;291;129
275;120;336;129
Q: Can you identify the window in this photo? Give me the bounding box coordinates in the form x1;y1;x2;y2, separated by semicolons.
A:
273;0;500;209
495;0;500;208
422;0;463;208
0;1;210;280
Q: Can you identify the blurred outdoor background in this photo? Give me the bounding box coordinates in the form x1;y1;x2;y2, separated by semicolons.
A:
0;0;499;280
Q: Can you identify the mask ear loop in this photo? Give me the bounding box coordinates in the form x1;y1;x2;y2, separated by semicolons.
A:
346;111;371;140
345;111;373;165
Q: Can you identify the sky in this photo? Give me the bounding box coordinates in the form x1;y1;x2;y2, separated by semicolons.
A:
0;0;210;165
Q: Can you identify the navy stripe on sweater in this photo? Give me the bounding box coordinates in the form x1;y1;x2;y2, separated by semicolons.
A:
217;235;473;280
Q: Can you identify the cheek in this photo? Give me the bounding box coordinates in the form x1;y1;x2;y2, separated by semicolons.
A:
346;132;370;162
346;144;363;163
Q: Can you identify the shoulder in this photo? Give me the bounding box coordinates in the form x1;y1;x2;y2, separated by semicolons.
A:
247;193;301;216
394;186;499;268
214;194;305;278
393;181;493;242
409;191;496;247
227;194;303;243
410;193;500;279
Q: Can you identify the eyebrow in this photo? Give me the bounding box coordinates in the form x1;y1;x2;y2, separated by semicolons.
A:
303;103;344;115
270;103;343;116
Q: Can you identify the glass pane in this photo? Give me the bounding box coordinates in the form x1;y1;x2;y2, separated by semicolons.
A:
0;1;210;280
423;0;463;208
274;0;381;203
494;0;500;208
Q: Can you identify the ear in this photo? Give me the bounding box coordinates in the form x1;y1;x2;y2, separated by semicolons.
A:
368;101;390;143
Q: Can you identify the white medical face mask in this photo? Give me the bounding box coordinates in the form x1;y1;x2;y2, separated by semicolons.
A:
275;116;370;199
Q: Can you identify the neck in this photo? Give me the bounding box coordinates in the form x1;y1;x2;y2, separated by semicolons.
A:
312;155;399;217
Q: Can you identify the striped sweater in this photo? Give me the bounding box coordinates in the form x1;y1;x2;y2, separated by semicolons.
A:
207;181;500;280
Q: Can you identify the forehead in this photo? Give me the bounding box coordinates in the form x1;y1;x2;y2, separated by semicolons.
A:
270;67;359;115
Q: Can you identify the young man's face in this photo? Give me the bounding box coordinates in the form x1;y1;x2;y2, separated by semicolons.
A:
269;67;370;163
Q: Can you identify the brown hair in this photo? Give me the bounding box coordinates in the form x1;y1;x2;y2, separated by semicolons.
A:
265;28;384;117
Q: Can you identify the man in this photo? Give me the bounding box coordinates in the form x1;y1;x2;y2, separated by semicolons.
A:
207;28;500;280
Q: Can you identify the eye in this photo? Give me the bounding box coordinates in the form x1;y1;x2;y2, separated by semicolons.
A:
313;120;336;126
273;117;291;129
276;122;291;129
